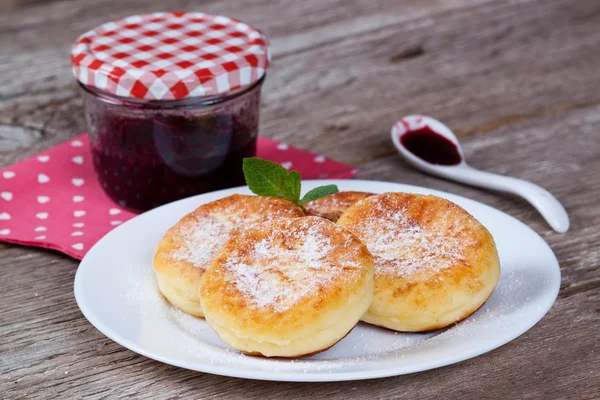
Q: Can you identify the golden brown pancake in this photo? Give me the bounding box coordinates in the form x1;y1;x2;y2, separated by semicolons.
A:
337;192;500;332
304;191;374;222
153;194;305;317
200;216;374;357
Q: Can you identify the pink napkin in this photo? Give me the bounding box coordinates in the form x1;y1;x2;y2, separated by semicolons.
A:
0;134;356;260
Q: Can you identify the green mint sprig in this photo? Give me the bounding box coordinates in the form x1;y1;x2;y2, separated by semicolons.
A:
242;157;338;206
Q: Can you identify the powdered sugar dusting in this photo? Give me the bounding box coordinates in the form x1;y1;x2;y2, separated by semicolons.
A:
170;214;235;267
358;201;473;277
167;198;303;269
224;218;364;312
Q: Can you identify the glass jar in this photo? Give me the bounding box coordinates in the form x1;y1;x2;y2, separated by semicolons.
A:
81;79;262;211
71;12;270;212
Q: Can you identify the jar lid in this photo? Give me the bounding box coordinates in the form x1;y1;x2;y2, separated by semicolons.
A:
71;12;270;100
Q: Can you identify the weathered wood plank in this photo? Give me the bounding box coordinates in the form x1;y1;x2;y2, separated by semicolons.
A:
2;0;600;166
1;0;599;399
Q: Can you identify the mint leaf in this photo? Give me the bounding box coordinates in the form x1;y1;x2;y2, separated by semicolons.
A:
298;185;339;205
283;171;301;203
243;157;339;207
243;157;287;197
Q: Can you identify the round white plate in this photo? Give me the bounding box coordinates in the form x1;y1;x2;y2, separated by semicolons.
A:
74;180;560;382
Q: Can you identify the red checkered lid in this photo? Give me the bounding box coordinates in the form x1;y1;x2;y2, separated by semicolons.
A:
71;12;270;100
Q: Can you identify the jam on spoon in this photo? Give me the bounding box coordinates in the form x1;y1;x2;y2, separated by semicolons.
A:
391;115;570;233
400;125;462;166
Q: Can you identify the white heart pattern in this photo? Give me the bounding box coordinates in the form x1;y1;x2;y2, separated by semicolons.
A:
71;140;84;147
37;155;50;163
1;191;12;201
71;243;84;250
110;220;122;226
36;212;48;220
72;156;84;165
35;235;46;240
109;208;121;215
0;212;10;220
38;173;50;184
71;231;84;236
37;195;50;204
281;161;293;170
73;195;85;203
313;155;326;163
277;143;289;150
2;171;15;179
0;229;10;235
35;226;47;232
73;222;85;228
72;178;85;187
73;210;86;217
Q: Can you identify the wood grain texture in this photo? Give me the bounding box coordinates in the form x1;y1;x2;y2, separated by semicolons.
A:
1;0;599;399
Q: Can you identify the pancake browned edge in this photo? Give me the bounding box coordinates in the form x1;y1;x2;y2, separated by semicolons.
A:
200;216;375;357
304;191;374;222
153;194;305;317
337;192;501;332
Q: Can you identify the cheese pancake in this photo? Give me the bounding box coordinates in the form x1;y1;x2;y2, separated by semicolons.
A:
338;192;500;332
304;191;374;222
200;216;374;357
153;194;304;317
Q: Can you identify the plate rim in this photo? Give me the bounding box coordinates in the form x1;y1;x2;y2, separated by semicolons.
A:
74;179;561;382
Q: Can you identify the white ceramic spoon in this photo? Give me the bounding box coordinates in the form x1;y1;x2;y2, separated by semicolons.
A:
391;115;569;233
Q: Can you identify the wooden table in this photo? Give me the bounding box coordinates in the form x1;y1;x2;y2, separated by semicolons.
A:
1;0;599;398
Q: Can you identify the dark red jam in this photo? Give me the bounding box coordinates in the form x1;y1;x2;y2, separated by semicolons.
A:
86;85;261;212
400;126;462;165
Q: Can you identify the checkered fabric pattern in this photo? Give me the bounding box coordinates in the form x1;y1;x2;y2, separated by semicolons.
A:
71;12;270;100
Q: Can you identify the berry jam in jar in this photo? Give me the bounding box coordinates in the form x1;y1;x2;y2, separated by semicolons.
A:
81;81;261;211
71;12;270;212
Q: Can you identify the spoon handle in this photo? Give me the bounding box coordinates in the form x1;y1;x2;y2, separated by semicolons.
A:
439;166;569;233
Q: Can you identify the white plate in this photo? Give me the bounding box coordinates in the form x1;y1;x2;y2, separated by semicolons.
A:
74;180;560;382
